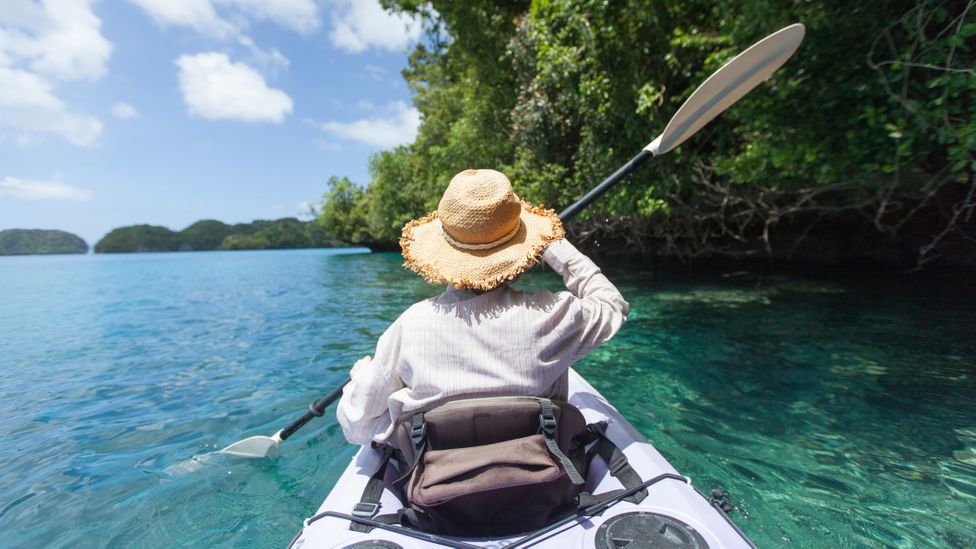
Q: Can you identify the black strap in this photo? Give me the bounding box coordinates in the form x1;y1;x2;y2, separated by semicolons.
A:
410;412;426;448
577;422;648;508
539;401;585;486
397;507;432;532
392;412;428;491
392;439;426;491
362;513;401;528
349;444;394;533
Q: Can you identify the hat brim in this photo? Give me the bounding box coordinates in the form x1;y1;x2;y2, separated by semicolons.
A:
400;202;565;291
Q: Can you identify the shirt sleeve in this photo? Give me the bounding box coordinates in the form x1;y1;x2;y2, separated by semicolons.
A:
336;320;405;445
542;239;629;357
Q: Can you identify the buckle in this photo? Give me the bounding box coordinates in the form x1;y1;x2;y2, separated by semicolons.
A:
539;410;558;436
351;502;380;518
410;415;427;447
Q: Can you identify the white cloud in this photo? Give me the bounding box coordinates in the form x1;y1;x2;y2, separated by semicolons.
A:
111;102;138;119
128;0;305;92
0;2;50;31
322;101;420;149
215;0;319;34
0;176;93;201
128;0;236;38
176;52;293;123
330;0;422;53
0;0;110;145
238;35;289;75
0;0;112;81
0;67;102;146
129;0;319;37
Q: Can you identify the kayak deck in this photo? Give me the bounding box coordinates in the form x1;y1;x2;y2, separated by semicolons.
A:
291;369;754;548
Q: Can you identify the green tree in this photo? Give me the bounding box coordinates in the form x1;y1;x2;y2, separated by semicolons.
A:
317;176;372;243
258;218;312;248
305;216;341;247
361;3;529;242
221;233;270;250
345;0;974;267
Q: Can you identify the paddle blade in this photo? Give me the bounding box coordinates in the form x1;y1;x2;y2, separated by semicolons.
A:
646;23;805;155
219;432;282;459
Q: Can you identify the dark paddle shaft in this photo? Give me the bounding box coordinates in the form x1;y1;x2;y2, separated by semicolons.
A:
282;148;655;440
558;149;653;222
280;382;348;441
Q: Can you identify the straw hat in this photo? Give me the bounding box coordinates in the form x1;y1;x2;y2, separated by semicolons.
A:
400;169;564;291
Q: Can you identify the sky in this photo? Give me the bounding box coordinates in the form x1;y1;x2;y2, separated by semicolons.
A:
0;0;424;246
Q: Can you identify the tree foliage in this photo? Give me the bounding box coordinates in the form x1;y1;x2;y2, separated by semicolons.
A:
0;229;88;255
180;220;234;250
321;0;974;268
95;225;179;253
240;218;312;249
317;176;371;244
220;233;271;250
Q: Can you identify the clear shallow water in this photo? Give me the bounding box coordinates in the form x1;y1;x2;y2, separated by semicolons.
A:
0;249;973;547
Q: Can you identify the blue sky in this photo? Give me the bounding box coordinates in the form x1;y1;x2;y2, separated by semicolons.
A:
0;0;423;246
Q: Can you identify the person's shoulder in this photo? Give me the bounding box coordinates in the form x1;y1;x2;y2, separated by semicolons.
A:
505;287;575;309
396;297;439;321
374;300;428;342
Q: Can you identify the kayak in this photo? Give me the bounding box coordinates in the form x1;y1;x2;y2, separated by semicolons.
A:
289;369;755;548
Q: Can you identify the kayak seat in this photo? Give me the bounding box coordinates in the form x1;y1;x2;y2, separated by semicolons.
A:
349;396;648;538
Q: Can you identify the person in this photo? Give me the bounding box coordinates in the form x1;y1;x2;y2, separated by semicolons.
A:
336;168;628;445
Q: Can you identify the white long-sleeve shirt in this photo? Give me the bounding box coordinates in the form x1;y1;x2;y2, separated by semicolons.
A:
336;239;629;445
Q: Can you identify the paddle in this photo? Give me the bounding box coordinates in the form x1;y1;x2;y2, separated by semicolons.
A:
219;23;806;459
559;23;805;219
220;384;346;458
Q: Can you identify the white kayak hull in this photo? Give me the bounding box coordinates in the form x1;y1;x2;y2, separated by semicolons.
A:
291;369;754;548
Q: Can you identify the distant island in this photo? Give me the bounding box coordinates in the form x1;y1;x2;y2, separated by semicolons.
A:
94;218;342;253
0;229;88;255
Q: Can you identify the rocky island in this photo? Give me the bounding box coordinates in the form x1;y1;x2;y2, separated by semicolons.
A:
0;229;88;255
93;218;341;253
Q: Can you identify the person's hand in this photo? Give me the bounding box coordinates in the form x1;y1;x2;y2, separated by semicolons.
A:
541;238;569;267
350;355;372;379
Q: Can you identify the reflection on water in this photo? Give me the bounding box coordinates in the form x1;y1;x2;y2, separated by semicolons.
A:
0;250;973;547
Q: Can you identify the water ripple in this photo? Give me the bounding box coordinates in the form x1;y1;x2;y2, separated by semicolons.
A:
0;252;973;547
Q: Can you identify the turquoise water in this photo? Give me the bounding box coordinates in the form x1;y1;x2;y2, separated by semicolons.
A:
0;249;973;547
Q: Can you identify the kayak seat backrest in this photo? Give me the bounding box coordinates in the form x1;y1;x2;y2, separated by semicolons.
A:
384;396;589;537
389;396;585;467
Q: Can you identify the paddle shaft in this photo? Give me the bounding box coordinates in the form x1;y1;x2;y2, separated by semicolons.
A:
559;149;653;222
280;382;348;441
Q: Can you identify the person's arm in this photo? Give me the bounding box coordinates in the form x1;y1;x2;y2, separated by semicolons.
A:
336;322;404;445
542;239;629;355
